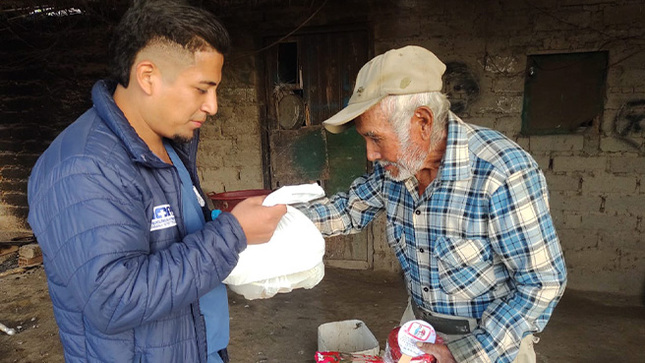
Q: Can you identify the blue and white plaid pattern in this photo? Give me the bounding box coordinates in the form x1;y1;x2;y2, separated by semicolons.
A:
300;113;567;363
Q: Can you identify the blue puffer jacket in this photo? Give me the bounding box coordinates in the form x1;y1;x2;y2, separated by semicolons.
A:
27;80;246;363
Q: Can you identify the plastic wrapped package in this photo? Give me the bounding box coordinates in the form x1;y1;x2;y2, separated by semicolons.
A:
227;261;325;299
382;325;436;363
223;184;326;299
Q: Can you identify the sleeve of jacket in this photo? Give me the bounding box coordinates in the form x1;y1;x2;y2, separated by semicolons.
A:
28;155;247;335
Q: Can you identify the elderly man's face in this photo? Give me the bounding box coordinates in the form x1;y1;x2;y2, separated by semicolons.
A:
356;106;427;181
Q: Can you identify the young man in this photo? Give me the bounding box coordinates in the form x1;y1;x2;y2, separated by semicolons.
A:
27;2;285;362
297;46;567;363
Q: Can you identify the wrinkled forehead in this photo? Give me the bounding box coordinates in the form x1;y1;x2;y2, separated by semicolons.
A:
356;104;392;133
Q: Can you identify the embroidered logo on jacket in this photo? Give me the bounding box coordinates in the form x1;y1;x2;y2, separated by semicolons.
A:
150;204;177;231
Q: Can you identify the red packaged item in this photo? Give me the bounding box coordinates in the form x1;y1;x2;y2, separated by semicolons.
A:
382;326;436;363
315;351;385;363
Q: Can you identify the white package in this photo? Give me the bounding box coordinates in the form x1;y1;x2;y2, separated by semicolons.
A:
223;183;326;299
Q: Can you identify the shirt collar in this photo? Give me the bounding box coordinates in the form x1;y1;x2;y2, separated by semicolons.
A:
438;112;472;181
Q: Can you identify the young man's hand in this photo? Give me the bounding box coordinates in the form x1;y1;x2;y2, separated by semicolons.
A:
230;196;286;244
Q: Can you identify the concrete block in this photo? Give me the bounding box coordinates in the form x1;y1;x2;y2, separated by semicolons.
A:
529;135;585;152
608;156;645;174
220;115;260;137
566;268;637;295
558;229;599;251
201;179;224;196
464;116;494;130
603;194;645;215
580;213;638;231
474;94;523;114
544;173;581;192
549;192;602;213
492;77;524;93
198;139;235;158
581;173;637;194
600;136;644;152
562;213;583;229
618;248;645;270
599;229;644;251
550;208;565;227
238;168;264;190
552;156;607;173
564;249;617;272
197;151;225;169
532;155;551;172
493;116;521;136
201;167;241;192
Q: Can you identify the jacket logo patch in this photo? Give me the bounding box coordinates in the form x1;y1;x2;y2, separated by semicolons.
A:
150;204;177;231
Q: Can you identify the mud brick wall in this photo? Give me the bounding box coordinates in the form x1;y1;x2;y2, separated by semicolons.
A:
0;14;110;234
198;38;267;194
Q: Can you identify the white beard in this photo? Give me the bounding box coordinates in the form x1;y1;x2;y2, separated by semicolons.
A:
380;141;427;182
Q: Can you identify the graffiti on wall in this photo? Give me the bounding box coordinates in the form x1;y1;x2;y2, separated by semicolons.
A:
443;62;480;116
615;99;645;136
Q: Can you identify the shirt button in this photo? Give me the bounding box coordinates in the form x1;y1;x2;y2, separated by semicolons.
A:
423;287;429;292
419;248;425;253
415;210;421;215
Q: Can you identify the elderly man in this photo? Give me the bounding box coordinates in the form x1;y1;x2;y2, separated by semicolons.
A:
297;46;567;363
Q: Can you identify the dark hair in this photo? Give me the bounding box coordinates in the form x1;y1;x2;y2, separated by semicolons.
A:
109;0;231;87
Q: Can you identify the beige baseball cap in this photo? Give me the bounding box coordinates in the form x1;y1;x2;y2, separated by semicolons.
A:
322;45;446;133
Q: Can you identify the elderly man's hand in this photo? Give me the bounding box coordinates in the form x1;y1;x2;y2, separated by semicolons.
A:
416;341;456;363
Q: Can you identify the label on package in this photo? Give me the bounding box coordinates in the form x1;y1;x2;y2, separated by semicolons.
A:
397;320;436;357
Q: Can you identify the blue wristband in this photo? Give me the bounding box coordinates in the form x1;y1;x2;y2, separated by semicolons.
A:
211;209;222;220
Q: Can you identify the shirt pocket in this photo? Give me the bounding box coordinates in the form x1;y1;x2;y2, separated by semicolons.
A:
385;222;405;250
432;237;495;300
386;222;409;272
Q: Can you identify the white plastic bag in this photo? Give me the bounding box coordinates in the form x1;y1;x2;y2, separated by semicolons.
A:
226;261;325;300
223;184;326;299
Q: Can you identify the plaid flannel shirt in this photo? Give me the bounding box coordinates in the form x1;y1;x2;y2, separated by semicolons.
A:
299;113;567;363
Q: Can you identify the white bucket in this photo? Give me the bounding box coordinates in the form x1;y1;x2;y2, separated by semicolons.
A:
317;319;380;355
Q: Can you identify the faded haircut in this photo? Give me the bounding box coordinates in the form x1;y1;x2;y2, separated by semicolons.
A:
109;0;230;87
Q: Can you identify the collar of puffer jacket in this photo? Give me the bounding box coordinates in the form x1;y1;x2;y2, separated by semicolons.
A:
90;79;199;169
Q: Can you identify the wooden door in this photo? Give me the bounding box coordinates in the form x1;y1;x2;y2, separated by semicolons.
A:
264;28;372;269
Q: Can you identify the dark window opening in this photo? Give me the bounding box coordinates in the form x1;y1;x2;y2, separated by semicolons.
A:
277;42;299;85
521;51;608;135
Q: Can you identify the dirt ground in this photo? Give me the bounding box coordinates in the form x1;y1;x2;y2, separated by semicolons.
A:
1;266;644;363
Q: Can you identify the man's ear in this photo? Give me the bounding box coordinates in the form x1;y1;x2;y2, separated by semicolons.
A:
412;106;434;140
134;61;156;95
